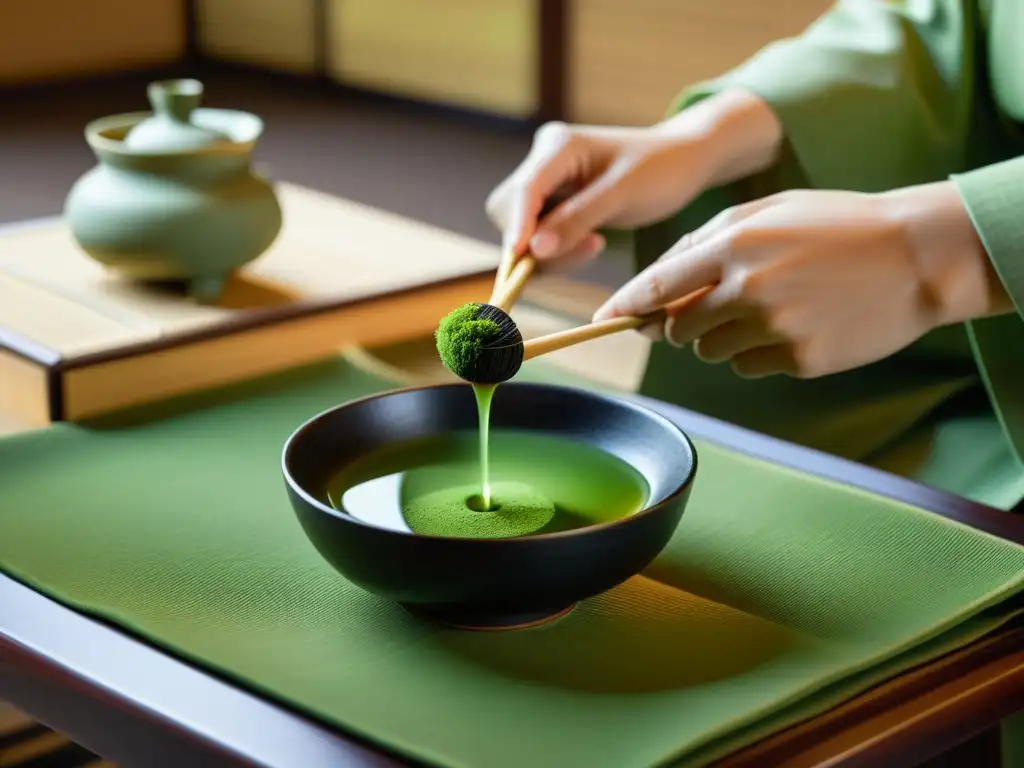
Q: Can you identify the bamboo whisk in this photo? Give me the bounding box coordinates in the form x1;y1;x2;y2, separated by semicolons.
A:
439;246;706;384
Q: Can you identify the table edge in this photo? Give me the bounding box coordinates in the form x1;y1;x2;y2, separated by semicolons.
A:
3;572;1020;768
0;574;410;768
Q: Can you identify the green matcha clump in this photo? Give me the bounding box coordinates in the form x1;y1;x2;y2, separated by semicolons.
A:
435;303;501;377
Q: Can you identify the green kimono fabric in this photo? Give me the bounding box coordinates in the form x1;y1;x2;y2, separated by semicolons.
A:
634;0;1024;511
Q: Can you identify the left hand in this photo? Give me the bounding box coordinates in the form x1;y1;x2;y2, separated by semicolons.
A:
593;182;1011;379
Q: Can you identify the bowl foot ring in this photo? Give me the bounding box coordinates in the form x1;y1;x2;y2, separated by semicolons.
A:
400;603;576;631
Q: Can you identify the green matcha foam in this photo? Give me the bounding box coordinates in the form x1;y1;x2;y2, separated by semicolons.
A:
402;481;555;539
435;303;501;378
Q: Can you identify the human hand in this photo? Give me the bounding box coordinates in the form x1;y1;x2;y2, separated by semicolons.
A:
485;88;783;271
593;182;1011;379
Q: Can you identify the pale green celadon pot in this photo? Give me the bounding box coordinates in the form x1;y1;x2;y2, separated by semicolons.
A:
64;79;283;303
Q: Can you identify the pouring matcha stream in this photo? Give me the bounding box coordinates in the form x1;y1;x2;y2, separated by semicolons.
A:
434;254;534;510
435;252;675;512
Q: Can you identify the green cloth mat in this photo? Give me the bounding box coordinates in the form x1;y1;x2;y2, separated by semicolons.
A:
0;358;1022;768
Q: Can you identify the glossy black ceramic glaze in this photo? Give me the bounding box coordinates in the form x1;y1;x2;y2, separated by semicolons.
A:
281;383;697;629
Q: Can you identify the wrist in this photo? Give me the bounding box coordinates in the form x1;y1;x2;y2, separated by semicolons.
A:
653;88;784;188
881;181;1014;326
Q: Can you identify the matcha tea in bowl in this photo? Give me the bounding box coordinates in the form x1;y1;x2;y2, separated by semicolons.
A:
283;240;695;629
281;382;697;630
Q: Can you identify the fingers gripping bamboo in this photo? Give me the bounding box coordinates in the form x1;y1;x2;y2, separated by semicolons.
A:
491;196;562;299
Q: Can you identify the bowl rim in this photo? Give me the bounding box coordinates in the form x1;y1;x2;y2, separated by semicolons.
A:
280;381;698;544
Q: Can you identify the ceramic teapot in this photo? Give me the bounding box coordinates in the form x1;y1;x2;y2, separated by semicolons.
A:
64;79;283;303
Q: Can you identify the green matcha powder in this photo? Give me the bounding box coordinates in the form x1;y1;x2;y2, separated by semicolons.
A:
435;303;500;378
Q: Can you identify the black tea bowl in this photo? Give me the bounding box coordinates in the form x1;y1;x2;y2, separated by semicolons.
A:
281;382;697;630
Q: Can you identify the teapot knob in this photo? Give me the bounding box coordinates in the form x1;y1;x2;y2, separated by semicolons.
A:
148;79;204;123
124;78;230;151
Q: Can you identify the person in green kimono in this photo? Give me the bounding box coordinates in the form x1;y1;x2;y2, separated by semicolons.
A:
487;1;1023;761
486;0;1024;514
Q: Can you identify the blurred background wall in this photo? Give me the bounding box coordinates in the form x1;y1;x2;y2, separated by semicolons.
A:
0;0;185;85
0;0;832;292
0;0;831;126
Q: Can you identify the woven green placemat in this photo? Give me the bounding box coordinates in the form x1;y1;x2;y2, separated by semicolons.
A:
0;358;1021;768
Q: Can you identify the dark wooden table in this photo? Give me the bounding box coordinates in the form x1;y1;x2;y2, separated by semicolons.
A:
1;67;1022;768
2;392;1021;768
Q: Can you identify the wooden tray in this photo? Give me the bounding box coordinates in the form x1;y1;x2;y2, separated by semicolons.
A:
0;182;498;423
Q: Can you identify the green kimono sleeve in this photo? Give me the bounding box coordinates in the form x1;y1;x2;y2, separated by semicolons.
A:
638;0;1024;464
672;0;975;191
638;0;978;259
953;158;1024;464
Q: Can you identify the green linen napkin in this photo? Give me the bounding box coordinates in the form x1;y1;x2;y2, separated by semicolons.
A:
0;358;1021;768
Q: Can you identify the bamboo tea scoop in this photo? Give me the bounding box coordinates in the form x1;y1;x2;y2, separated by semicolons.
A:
436;282;713;384
434;250;540;384
456;309;666;384
525;283;716;364
430;254;534;380
522;310;665;360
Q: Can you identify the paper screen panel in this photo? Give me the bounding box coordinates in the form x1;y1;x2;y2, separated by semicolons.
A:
568;0;832;126
196;0;318;74
328;0;539;117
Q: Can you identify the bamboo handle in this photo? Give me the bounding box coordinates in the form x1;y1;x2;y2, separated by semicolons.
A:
494;248;517;290
523;310;664;360
520;284;716;360
492;197;561;299
489;254;536;311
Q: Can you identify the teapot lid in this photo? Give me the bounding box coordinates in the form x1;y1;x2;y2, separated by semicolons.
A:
123;79;232;152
